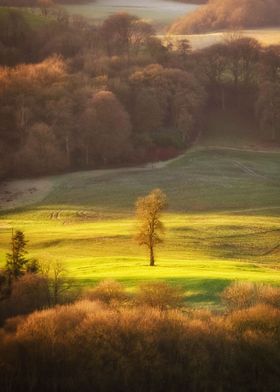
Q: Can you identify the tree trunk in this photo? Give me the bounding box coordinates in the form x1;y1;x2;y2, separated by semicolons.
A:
85;145;89;167
65;135;70;167
221;86;226;111
149;246;155;267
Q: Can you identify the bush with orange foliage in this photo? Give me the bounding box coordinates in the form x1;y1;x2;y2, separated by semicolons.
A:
136;281;185;310
221;281;280;310
1;280;280;391
83;280;129;305
0;273;50;324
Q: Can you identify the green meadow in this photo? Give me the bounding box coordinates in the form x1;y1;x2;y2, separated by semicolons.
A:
1;115;280;306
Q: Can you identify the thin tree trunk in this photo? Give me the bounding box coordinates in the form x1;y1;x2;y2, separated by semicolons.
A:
150;246;155;267
65;135;70;167
85;145;89;167
221;86;226;111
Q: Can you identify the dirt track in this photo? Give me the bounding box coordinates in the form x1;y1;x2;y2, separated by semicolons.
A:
0;146;279;211
0;178;52;211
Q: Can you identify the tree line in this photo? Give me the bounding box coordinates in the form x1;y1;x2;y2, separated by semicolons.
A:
0;10;205;178
1;280;280;392
0;9;279;180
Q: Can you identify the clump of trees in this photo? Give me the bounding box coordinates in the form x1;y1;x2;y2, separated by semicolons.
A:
0;230;74;323
1;230;39;292
169;0;280;34
1;280;280;392
0;10;206;179
194;36;280;142
0;8;279;180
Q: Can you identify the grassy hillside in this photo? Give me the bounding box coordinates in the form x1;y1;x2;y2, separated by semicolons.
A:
169;0;280;34
1;146;280;306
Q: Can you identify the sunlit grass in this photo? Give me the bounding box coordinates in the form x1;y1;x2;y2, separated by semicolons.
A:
162;28;280;49
1;144;280;306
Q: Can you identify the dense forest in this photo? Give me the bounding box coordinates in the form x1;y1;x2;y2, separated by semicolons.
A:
169;0;280;33
0;7;279;179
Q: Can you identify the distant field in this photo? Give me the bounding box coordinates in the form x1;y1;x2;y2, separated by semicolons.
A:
0;6;50;27
162;28;280;49
1;5;279;47
1;115;280;306
62;0;197;29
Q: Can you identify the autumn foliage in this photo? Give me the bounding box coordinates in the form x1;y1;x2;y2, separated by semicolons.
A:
1;284;280;392
169;0;280;34
135;189;167;266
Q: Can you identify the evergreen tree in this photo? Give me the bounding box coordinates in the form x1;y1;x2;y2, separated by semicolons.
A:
6;230;28;281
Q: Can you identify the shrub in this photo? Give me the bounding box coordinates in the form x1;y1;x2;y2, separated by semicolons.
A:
259;285;280;308
229;304;280;335
83;280;129;305
221;281;280;311
136;282;185;310
221;281;260;310
0;273;50;324
1;300;280;392
0;269;9;299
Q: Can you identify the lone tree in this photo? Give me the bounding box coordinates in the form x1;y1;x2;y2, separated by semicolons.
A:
6;230;28;281
135;189;167;266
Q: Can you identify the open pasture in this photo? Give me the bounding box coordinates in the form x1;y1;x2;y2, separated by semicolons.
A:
62;0;197;29
1;145;280;306
162;28;280;49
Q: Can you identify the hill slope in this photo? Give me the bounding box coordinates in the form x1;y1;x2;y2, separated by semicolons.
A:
1;112;280;306
0;136;280;306
169;0;280;34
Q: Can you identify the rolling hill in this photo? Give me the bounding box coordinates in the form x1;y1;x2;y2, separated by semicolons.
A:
0;112;279;306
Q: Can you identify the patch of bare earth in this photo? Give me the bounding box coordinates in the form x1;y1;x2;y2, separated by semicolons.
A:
0;178;53;211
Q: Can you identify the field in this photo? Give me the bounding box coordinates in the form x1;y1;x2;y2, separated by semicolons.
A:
62;0;197;29
0;7;50;28
2;5;279;47
1;112;280;307
162;27;280;49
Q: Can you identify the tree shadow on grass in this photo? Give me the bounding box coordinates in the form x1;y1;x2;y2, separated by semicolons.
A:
70;276;231;307
162;277;230;305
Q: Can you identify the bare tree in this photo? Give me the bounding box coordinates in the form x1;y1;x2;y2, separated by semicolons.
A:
41;261;73;305
135;189;167;266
